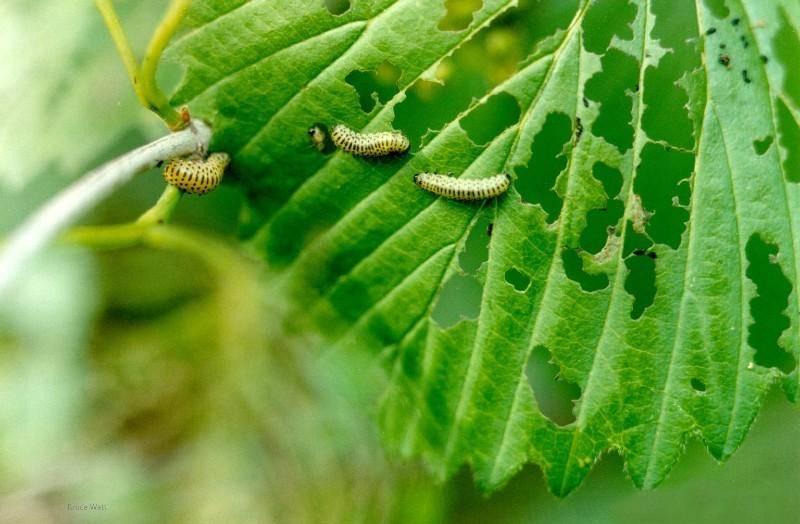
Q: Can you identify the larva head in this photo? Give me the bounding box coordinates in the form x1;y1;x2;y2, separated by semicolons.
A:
308;125;328;151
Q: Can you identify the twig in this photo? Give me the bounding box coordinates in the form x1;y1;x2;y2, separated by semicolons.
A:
0;120;212;296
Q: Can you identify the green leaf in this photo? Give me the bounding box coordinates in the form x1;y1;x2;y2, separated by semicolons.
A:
166;0;800;495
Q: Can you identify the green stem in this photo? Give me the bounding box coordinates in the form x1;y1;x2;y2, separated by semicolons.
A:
94;0;149;108
63;223;150;250
140;0;193;129
95;0;191;129
137;185;183;226
64;182;183;249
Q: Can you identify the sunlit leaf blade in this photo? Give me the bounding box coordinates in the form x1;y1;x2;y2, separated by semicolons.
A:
166;0;800;495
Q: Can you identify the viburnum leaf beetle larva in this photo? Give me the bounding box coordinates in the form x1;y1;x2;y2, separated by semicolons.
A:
413;172;511;200
162;152;230;195
330;124;410;157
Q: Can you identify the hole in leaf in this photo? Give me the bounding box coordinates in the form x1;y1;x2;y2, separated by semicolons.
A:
773;7;800;108
592;160;624;198
459;211;493;274
584;48;639;152
514;112;572;222
753;135;773;156
623;228;656;319
394;72;484;150
563;249;608;292
460;91;521;146
776;97;800;183
526;345;580;426
745;234;796;373
581;0;637;55
345;61;401;113
580;162;625;254
634;142;693;249
431;274;483;329
438;0;483;31
505;267;531;292
642;0;701;150
703;0;729;19
580;201;625;255
690;377;707;392
323;0;350;16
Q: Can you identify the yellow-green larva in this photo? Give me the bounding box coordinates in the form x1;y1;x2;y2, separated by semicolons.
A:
163;152;230;195
414;172;511;201
308;125;327;152
330;124;410;157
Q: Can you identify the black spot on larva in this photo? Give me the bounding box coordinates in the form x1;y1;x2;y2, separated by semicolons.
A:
706;27;717;35
742;69;752;83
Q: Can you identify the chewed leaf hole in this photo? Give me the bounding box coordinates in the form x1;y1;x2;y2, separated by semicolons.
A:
776;97;800;183
623;230;656;320
563;249;608;292
345;61;401;113
526;346;580;426
690;378;706;392
584;48;639;152
438;0;483;31
459;211;492;274
753;135;774;155
431;274;482;329
514;111;571;222
745;234;797;373
634;142;693;249
580;162;625;254
323;0;350;16
703;0;730;19
505;267;531;292
581;0;637;55
460;91;521;146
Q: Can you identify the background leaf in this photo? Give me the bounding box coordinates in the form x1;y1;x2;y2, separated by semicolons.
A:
166;0;800;494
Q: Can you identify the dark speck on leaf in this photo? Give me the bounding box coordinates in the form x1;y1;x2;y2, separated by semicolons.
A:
633;249;646;256
740;35;749;48
583;96;589;108
719;54;731;67
742;69;752;83
732;17;741;26
761;55;769;63
487;223;494;237
706;27;717;35
647;252;657;260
